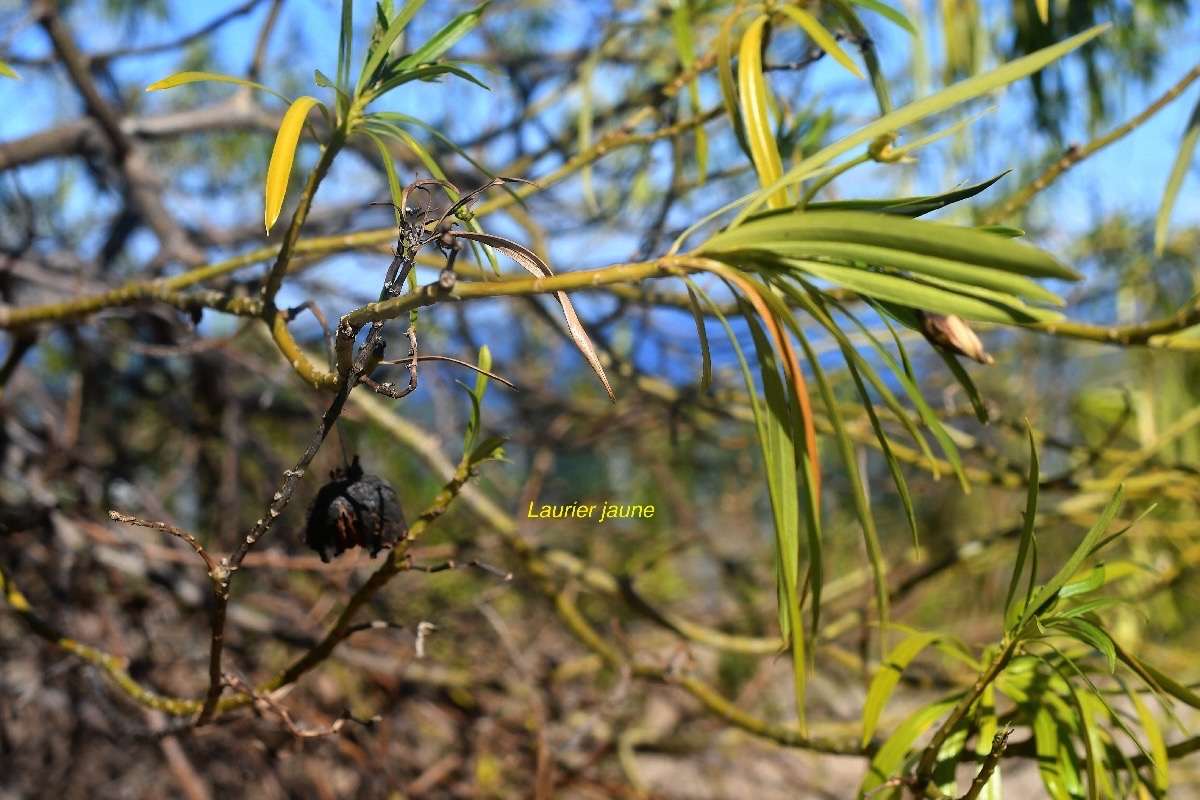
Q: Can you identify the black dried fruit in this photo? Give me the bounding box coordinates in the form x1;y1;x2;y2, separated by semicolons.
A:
304;457;407;562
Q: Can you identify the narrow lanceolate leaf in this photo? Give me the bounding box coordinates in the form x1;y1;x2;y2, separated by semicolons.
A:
357;0;427;94
1154;93;1200;255
847;0;917;34
335;0;353;93
145;71;289;103
785;259;1062;324
1020;486;1124;629
738;16;789;209
685;278;811;732
778;6;864;79
824;0;891;113
1130;690;1170;793
862;631;942;746
702;210;1081;280
1004;427;1040;629
0;61;19;80
717;11;752;158
396;2;490;71
264;95;322;232
735;24;1110;224
451;230;615;401
683;283;713;391
860;696;962;797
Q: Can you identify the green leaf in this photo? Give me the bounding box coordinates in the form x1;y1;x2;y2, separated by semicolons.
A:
1154;93;1200;255
1005;428;1040;629
357;0;427;94
770;242;1064;305
779;258;1062;324
363;132;404;225
396;2;490;71
1130;690;1169;793
825;0;892;114
778;6;864;79
716;11;752;159
1047;618;1116;672
862;630;941;746
1057;564;1105;600
336;0;353;95
371;62;491;96
1020;487;1123;629
468;433;505;466
1032;706;1074;800
683;283;713;391
686;279;809;731
264;95;322;232
702;210;1081;280
847;0;917;34
738;16;789;209
765;284;888;654
798;173;1009;218
737;294;807;724
462;345;492;455
1112;641;1200;710
734;24;1110;224
860;696;961;797
145;70;290;104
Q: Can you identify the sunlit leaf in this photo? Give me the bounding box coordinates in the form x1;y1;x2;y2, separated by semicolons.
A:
735;25;1110;224
847;0;917;34
1154;93;1200;255
703;210;1081;280
778;6;865;79
684;278;810;731
799;173;1009;217
862;630;941;746
264;95;322;232
860;696;962;797
145;70;289;104
1130;690;1170;793
738;16;789;208
357;0;427;93
0;61;19;80
396;1;490;71
1021;487;1123;629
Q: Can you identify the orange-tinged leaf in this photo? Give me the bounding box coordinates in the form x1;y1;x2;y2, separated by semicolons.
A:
264;96;322;232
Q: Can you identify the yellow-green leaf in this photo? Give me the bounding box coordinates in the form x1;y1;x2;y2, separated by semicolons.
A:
0;61;19;80
264;95;322;232
862;631;941;746
1036;0;1051;24
145;70;289;104
778;6;865;80
738;16;789;209
1154;93;1200;256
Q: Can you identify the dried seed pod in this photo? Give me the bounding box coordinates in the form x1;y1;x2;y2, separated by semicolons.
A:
917;311;996;365
304;457;407;562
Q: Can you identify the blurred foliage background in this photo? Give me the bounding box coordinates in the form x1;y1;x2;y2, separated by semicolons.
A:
1;0;1199;798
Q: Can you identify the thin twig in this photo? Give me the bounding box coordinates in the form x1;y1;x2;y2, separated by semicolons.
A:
109;511;217;573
